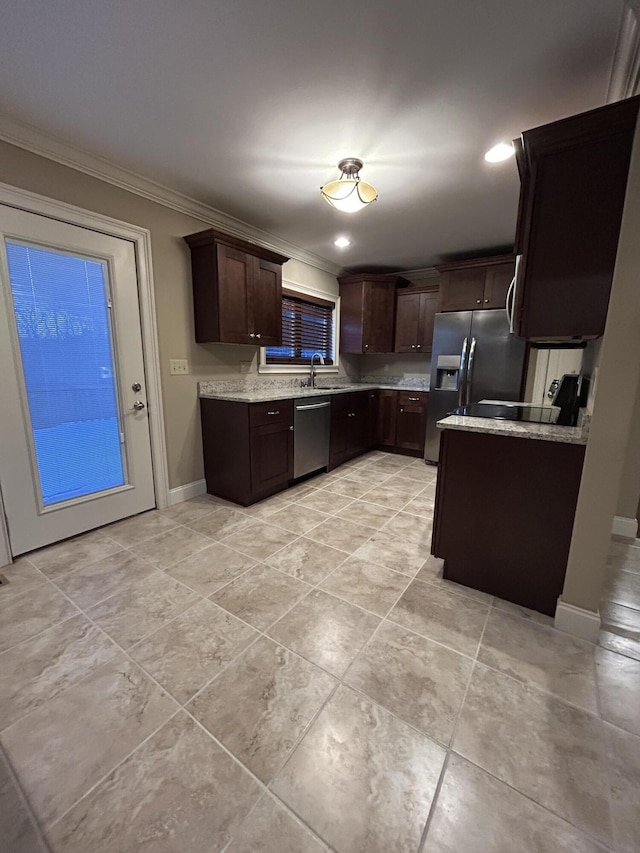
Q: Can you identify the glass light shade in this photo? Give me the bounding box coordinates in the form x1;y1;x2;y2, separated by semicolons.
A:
321;177;378;213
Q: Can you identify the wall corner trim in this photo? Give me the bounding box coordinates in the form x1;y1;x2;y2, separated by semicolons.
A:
612;514;639;538
554;599;601;642
168;479;207;506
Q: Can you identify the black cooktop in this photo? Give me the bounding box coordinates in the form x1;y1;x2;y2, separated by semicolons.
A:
451;403;560;424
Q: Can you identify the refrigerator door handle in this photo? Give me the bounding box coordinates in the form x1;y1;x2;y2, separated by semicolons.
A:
457;336;469;407
508;254;523;334
465;337;477;405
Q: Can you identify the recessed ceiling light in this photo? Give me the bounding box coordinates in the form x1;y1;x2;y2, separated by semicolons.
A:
334;236;351;248
484;143;514;163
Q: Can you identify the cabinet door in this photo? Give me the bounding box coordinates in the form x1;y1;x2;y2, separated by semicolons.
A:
417;291;438;351
514;100;637;340
250;421;292;494
363;282;396;352
483;262;514;310
348;392;369;457
216;244;252;343
377;390;398;447
367;391;379;447
329;395;350;469
251;257;282;346
394;292;420;352
396;397;427;452
439;268;485;312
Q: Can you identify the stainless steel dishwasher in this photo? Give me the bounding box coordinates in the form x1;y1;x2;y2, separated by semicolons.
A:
293;396;331;479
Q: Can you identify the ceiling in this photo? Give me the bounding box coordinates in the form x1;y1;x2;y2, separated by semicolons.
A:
0;0;625;273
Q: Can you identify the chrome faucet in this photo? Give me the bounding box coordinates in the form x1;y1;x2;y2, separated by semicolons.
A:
308;352;324;387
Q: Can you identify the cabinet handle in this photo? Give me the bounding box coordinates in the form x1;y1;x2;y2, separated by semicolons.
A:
364;344;369;349
400;407;404;412
411;344;416;349
249;333;256;338
417;344;421;349
267;410;280;415
476;299;481;304
255;333;261;339
484;299;489;303
289;425;294;430
408;396;419;401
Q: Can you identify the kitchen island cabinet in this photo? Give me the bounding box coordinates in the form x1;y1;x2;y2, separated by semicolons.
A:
200;398;293;505
436;255;514;313
432;423;585;615
512;95;640;341
338;274;408;353
184;228;288;345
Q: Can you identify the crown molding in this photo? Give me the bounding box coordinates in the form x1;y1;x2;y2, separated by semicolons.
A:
0;113;343;277
393;266;439;282
608;3;640;102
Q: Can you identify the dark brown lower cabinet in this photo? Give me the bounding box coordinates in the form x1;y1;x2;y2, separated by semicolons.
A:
432;428;585;616
200;398;293;505
367;391;379;448
396;392;428;452
329;391;369;470
374;390;428;456
377;390;398;447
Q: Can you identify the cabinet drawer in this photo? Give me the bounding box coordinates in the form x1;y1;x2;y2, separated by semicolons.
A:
249;399;293;428
398;391;428;407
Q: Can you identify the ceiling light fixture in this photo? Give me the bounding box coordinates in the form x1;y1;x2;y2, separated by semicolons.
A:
334;236;351;248
484;143;515;163
320;158;378;213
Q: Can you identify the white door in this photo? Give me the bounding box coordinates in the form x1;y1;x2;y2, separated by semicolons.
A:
0;205;156;555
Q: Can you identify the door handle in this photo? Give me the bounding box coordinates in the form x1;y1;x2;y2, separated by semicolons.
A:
465;338;477;406
132;401;146;411
458;337;469;408
295;402;331;410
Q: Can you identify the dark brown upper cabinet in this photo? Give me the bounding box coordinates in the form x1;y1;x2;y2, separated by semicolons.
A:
184;228;288;345
435;255;515;313
338;274;408;354
512;95;640;341
394;287;439;353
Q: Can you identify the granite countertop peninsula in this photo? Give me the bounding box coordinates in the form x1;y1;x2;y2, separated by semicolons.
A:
437;414;589;445
199;375;430;403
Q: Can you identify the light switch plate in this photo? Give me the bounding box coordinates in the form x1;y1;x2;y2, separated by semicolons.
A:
169;359;189;375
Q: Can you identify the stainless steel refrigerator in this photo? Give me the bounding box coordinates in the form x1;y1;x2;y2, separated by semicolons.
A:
424;310;526;462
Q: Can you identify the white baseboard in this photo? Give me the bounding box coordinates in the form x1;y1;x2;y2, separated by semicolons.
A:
168;479;207;506
554;599;601;643
612;515;638;539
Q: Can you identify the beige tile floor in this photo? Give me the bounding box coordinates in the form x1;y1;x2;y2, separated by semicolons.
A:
0;450;639;852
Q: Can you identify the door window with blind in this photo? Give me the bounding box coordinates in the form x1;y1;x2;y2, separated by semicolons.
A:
265;287;335;365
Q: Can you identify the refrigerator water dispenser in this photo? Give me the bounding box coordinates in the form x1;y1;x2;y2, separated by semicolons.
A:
436;355;463;391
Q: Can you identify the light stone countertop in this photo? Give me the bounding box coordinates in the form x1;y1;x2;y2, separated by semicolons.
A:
198;382;430;403
437;414;588;445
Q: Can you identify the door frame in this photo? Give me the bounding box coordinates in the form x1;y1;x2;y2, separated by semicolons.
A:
0;182;170;562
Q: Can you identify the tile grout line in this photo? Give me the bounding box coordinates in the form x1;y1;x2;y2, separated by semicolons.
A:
441;749;619;853
417;749;452;853
3;459;630;850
